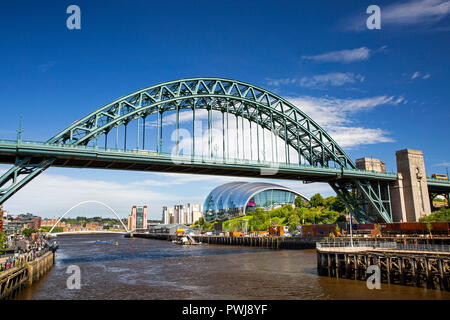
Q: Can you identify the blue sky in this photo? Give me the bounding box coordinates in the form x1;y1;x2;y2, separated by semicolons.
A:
0;0;449;219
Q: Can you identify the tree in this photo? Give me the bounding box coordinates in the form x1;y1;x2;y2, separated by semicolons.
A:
297;207;309;224
331;197;347;213
419;207;450;222
324;196;335;209
426;223;433;236
335;224;341;235
0;230;7;254
295;196;305;208
310;193;325;208
249;208;267;231
318;209;339;224
287;214;300;233
335;215;347;223
22;228;34;238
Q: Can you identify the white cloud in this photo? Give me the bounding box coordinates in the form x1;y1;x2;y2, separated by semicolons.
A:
433;161;450;166
37;61;56;72
302;47;371;63
411;71;421;79
326;127;394;148
287;95;403;148
382;0;450;25
266;78;298;86
410;71;432;80
346;0;450;31
267;73;365;89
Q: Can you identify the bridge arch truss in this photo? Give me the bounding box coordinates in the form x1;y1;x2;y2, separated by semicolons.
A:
0;78;393;223
47;200;129;235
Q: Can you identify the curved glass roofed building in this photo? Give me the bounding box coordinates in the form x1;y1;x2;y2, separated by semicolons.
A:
203;182;308;222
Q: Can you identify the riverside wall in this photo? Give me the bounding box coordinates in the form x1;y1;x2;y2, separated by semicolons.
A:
0;251;54;300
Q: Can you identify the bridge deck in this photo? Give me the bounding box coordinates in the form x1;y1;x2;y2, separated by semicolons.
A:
0;140;399;183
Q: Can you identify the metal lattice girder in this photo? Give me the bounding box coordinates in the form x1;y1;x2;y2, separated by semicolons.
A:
48;78;356;169
356;180;392;223
0;156;54;204
329;181;370;223
0;78;391;221
330;179;393;223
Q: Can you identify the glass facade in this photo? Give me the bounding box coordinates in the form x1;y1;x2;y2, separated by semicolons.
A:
136;207;144;229
203;182;307;222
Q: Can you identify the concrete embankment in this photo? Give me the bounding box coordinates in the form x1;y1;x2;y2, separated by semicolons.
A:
316;246;450;291
0;251;54;300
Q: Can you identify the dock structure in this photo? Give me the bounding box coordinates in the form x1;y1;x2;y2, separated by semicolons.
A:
127;233;319;249
0;251;55;300
316;242;450;291
128;233;450;250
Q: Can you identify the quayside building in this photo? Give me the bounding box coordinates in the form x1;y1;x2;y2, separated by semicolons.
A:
203;182;308;222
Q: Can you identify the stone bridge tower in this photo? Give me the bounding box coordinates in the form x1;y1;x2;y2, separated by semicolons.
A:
393;149;431;222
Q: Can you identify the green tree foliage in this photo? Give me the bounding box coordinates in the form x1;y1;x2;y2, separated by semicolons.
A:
0;230;7;254
318;209;340;224
426;222;433;235
249;208;268;231
287;213;300;232
215;193;348;234
419;208;450;222
22;228;37;238
330;197;347;213
270;216;284;226
40;226;64;233
294;196;307;208
335;215;347;223
309;193;325;208
269;204;294;219
192;217;214;231
223;217;249;232
324;196;335;208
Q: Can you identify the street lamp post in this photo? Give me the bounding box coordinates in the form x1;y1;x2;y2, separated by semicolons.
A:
349;213;354;247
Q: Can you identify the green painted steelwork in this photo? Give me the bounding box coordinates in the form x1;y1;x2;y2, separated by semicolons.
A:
1;78;445;222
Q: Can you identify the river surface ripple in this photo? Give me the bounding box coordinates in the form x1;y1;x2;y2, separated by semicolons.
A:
16;234;450;300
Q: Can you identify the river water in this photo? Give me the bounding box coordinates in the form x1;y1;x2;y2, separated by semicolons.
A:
16;234;450;300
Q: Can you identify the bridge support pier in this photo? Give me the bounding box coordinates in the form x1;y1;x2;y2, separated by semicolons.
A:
393;149;431;222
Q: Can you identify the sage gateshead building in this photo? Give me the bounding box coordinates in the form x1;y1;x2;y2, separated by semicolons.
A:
203;182;308;222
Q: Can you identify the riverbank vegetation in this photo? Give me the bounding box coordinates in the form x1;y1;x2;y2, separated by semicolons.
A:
193;193;348;232
39;226;64;233
419;207;450;222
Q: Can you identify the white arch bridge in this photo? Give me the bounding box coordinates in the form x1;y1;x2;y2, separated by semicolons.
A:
45;200;130;237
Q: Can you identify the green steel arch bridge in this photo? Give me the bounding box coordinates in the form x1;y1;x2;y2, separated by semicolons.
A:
0;78;448;223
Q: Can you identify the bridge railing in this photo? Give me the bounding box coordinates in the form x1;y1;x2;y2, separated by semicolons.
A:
316;241;450;253
0;139;398;178
427;176;450;184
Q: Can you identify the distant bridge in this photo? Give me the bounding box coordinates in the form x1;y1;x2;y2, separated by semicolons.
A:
0;78;448;223
47;230;127;237
44;200;130;237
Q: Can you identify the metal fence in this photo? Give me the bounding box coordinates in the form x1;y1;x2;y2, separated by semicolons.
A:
316;241;450;253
